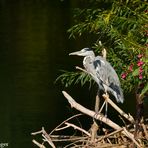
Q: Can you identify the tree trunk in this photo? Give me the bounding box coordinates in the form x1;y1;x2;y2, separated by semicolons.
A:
134;93;144;139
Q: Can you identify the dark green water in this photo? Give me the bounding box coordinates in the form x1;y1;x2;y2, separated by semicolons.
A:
0;1;147;148
0;1;76;147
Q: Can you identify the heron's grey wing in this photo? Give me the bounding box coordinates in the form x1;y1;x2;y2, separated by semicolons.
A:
104;61;124;103
94;56;124;103
93;59;105;87
93;57;106;83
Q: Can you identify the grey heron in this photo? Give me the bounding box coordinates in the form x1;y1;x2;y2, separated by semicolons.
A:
69;48;124;104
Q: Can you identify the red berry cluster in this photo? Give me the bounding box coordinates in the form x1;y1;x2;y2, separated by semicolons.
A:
121;54;144;80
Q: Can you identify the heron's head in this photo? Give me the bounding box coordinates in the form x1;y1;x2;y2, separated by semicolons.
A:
69;48;95;57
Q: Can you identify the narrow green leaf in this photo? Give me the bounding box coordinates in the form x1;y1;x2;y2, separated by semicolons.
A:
141;83;148;96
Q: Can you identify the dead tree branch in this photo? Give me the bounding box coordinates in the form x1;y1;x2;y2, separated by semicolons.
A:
62;91;141;147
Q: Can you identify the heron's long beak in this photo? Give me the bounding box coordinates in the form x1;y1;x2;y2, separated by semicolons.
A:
69;50;83;56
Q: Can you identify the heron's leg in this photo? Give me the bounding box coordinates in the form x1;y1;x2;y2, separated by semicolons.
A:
104;85;109;117
105;98;108;117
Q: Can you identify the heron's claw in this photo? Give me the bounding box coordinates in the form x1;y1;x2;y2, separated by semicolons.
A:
105;92;109;98
94;112;98;119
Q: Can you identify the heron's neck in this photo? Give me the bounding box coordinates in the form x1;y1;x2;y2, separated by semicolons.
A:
83;52;95;66
88;52;95;60
83;54;95;65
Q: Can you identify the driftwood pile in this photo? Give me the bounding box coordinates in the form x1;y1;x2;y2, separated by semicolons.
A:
31;91;148;148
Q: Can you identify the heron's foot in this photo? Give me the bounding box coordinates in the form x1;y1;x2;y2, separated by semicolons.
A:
105;92;109;98
93;112;98;119
105;113;108;119
93;112;100;119
93;112;104;119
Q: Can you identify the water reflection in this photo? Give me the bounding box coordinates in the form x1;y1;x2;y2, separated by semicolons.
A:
0;1;72;147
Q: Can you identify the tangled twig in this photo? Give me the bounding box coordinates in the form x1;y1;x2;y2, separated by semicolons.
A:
31;92;148;148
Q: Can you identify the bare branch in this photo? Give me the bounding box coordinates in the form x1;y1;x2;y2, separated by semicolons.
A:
75;66;88;73
31;130;43;135
102;94;134;123
42;127;56;148
90;121;99;142
49;114;82;135
141;123;148;140
32;139;46;148
97;128;124;142
62;91;142;147
62;91;121;130
65;122;91;137
123;127;141;147
102;48;107;59
55;125;69;131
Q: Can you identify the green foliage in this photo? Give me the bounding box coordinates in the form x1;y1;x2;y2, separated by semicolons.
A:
55;70;94;88
57;0;148;97
141;83;148;97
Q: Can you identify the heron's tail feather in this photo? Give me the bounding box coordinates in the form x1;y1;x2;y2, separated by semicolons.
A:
117;89;124;103
108;86;124;103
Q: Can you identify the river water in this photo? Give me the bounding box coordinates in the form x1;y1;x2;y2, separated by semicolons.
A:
0;1;75;147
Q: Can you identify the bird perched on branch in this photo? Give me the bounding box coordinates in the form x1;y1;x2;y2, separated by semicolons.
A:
69;48;124;104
